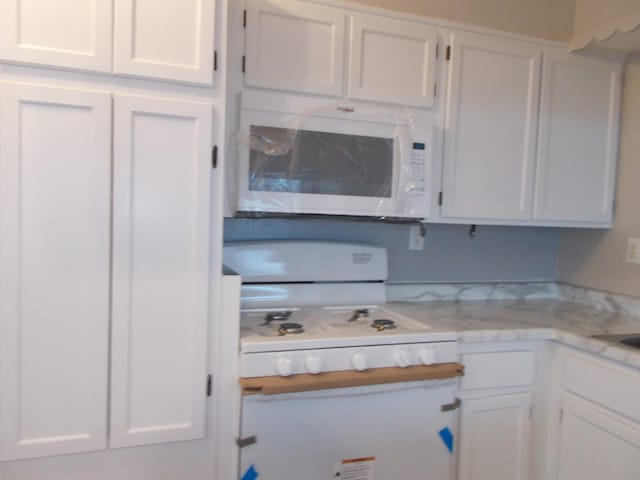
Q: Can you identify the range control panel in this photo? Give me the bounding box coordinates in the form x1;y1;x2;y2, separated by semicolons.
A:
241;341;458;378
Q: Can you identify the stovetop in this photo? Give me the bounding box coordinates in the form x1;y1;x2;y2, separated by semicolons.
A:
240;304;456;353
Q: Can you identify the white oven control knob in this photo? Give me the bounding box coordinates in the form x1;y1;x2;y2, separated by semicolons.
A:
275;355;293;377
305;353;322;374
394;349;410;368
351;352;367;371
418;347;436;366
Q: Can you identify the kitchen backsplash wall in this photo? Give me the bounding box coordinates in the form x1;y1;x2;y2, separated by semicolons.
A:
224;218;559;283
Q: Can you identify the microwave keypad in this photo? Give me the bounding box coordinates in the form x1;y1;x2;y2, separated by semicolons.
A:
410;145;427;197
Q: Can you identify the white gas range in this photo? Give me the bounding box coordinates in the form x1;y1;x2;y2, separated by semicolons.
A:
224;241;461;480
224;241;458;378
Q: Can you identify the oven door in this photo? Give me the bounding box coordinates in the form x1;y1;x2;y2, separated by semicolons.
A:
238;380;458;480
237;110;430;218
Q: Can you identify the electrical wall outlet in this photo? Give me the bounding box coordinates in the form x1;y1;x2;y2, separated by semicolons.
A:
409;225;425;251
626;238;640;264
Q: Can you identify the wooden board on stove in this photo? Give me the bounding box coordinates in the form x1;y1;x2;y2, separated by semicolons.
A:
240;362;465;395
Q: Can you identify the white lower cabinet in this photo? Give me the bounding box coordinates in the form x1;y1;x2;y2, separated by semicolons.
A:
0;85;215;461
549;349;640;480
457;344;535;480
556;393;640;480
459;393;532;480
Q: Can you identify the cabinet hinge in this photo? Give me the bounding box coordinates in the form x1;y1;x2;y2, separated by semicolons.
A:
559;408;564;424
433;83;437;98
212;145;218;169
213;50;218;71
243;9;247;28
242;55;246;73
206;374;213;397
438;191;443;206
435;43;439;58
446;45;451;61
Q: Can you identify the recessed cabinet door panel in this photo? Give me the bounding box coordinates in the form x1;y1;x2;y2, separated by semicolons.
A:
459;393;531;480
442;33;541;220
111;96;212;448
556;395;640;480
534;52;622;223
245;0;346;96
348;13;437;107
0;0;112;72
113;0;215;85
0;85;111;460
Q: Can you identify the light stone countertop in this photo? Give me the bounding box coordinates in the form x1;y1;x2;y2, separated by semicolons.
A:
387;299;640;369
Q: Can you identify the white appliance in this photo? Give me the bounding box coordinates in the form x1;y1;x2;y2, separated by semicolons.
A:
233;92;434;219
224;241;460;480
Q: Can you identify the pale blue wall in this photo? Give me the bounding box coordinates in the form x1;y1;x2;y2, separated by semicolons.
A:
224;218;559;283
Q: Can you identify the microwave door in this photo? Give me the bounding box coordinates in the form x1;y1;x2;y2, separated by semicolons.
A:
239;123;399;216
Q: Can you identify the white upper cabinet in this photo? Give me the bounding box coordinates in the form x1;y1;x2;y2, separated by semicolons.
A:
0;0;112;72
0;84;111;460
441;33;541;221
113;0;215;85
110;95;212;448
245;0;346;96
534;51;622;224
348;13;438;107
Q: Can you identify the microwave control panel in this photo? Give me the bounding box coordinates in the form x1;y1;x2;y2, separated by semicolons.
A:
409;142;428;197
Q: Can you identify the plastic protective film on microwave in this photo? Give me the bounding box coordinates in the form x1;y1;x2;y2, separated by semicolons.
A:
230;100;430;220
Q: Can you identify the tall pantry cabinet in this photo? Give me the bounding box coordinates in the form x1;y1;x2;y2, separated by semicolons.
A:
0;85;214;460
0;0;219;463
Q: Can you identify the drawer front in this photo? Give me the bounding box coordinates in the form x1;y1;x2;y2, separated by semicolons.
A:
562;351;640;424
461;350;535;390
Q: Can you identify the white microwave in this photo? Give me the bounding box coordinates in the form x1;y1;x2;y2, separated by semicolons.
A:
233;94;435;219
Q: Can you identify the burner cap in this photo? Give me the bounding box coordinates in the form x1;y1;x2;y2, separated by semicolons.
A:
372;318;396;331
278;322;305;336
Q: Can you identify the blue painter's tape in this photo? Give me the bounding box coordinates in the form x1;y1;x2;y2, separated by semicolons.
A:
438;427;454;454
241;464;259;480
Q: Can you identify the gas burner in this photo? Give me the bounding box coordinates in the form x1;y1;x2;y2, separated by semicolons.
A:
261;310;293;326
277;322;305;336
371;319;396;331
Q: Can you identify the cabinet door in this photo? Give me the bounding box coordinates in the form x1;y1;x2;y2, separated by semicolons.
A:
442;33;541;220
459;393;531;480
245;0;346;96
534;52;622;223
556;394;640;480
0;0;112;72
0;84;111;460
348;13;437;107
113;0;215;85
110;95;212;448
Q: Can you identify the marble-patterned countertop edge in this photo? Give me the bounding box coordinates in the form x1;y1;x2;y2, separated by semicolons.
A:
385;299;640;370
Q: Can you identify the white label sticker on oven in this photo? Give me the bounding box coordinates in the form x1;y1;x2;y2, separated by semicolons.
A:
332;457;375;480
